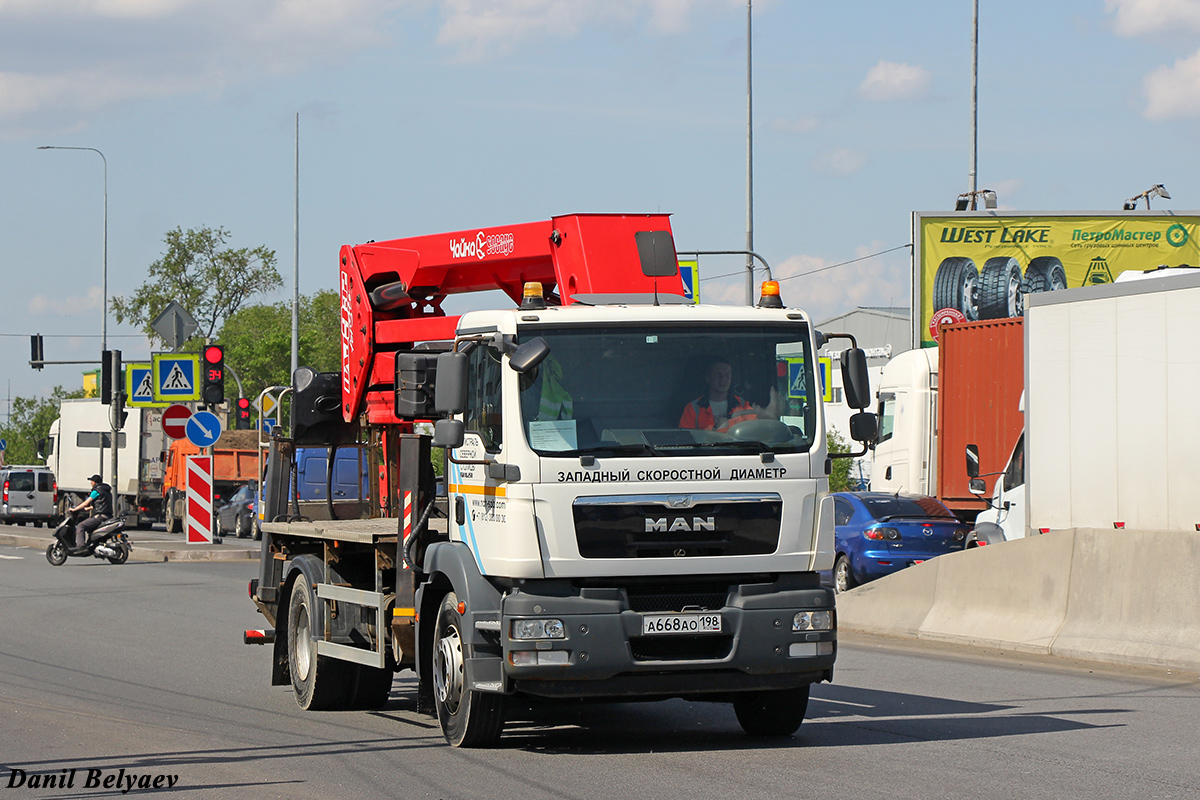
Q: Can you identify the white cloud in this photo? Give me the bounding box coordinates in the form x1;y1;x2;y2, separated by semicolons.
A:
857;60;930;102
29;286;104;316
1143;48;1200;118
812;147;867;176
434;0;741;57
1106;0;1200;37
771;245;909;322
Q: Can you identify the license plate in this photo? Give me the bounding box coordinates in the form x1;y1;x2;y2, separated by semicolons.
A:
641;613;722;635
12;507;32;514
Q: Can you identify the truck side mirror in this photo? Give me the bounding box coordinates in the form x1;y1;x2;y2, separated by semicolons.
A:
433;419;465;449
509;337;550;374
841;348;871;410
434;352;468;415
965;444;980;479
848;411;877;444
968;478;986;495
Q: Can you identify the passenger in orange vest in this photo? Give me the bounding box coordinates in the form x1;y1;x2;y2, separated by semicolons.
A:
678;361;760;433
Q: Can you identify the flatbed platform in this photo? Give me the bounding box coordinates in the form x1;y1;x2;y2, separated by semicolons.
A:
261;516;447;544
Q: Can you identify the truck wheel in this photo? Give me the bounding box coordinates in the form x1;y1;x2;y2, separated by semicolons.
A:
164;494;180;534
433;592;505;747
932;257;979;321
1025;256;1067;293
734;685;810;737
977;256;1024;319
46;541;68;567
287;572;351;710
833;555;856;594
348;664;394;709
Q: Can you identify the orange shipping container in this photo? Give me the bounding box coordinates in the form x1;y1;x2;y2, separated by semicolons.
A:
935;318;1024;514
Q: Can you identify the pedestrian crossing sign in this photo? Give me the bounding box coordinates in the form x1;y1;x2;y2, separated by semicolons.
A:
125;363;168;407
152;353;201;401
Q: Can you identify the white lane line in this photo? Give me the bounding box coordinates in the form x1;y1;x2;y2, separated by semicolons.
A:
0;554;25;560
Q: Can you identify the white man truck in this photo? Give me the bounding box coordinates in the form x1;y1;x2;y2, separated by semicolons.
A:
45;399;165;527
245;214;876;747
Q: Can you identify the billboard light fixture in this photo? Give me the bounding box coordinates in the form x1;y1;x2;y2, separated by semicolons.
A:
1124;184;1170;210
955;189;997;211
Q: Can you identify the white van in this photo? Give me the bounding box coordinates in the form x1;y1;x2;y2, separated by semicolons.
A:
0;466;58;527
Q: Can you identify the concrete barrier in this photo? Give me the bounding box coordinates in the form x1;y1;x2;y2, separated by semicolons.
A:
1052;528;1200;672
920;531;1074;654
836;527;1200;674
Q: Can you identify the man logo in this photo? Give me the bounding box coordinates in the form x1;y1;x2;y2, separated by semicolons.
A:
646;517;716;533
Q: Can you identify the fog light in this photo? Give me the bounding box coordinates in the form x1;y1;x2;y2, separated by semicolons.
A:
788;641;835;657
510;651;538;667
511;618;566;640
538;651;569;665
793;610;833;632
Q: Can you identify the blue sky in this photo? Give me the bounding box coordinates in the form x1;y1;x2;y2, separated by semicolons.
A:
2;0;1199;405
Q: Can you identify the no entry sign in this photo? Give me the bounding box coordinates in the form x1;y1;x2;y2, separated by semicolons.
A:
162;404;192;440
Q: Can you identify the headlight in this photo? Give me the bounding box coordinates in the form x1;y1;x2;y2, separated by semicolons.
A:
793;610;833;632
511;618;566;640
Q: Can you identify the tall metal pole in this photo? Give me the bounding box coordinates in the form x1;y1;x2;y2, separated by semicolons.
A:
37;146;107;349
969;0;979;209
745;0;755;306
291;113;300;381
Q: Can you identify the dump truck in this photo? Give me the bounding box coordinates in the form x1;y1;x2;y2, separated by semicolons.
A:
162;430;261;533
245;213;876;747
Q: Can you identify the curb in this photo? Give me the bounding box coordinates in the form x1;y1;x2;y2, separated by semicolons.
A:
0;531;259;563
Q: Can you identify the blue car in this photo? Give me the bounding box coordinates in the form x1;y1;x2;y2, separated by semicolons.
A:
823;492;969;593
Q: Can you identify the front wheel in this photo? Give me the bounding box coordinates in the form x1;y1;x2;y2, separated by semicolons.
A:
236;514;251;539
734;685;811;737
433;592;505;747
46;541;68;567
164;494;180;534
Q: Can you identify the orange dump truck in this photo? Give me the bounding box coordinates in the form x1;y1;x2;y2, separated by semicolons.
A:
162;429;261;533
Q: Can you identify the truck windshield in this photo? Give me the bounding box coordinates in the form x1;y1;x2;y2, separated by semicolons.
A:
517;324;817;456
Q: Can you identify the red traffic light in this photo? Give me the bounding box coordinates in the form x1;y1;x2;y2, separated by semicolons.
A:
237;397;250;410
204;345;224;364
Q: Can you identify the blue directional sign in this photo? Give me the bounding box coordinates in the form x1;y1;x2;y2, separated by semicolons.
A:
261;417;277;436
185;410;223;448
678;260;699;304
0;439;7;451
153;353;201;402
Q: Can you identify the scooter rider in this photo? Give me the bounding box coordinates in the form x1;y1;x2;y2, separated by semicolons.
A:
70;474;113;550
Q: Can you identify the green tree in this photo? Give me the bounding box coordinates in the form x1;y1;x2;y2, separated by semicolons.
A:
827;428;855;493
218;290;341;401
0;387;85;465
111;226;281;347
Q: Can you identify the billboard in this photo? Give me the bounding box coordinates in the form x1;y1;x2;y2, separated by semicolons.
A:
912;211;1200;348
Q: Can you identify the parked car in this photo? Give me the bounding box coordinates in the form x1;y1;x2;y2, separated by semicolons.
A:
216;482;257;539
823;492;969;593
0;465;58;527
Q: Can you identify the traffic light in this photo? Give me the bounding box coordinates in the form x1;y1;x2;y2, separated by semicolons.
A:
30;334;44;371
236;397;251;429
100;349;113;404
202;344;225;405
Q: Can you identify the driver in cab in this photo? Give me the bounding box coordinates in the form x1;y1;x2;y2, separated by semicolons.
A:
679;360;777;433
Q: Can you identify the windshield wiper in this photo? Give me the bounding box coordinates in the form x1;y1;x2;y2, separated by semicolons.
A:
671;440;772;453
551;443;661;457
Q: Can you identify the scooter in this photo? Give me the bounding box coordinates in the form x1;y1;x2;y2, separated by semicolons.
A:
45;509;132;566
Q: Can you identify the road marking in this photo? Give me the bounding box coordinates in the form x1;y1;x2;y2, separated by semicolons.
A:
0;554;24;560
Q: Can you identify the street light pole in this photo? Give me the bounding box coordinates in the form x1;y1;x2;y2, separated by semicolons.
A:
37;146;108;351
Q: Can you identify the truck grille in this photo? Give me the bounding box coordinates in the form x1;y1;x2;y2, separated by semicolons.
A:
629;635;733;661
573;493;781;559
626;590;728;613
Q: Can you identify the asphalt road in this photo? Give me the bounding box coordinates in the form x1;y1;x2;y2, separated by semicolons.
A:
2;541;1198;800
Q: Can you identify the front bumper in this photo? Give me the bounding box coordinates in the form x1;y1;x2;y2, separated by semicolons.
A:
479;573;836;699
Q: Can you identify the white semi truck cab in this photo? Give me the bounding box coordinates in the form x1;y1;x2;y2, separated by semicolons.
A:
247;214;877;746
